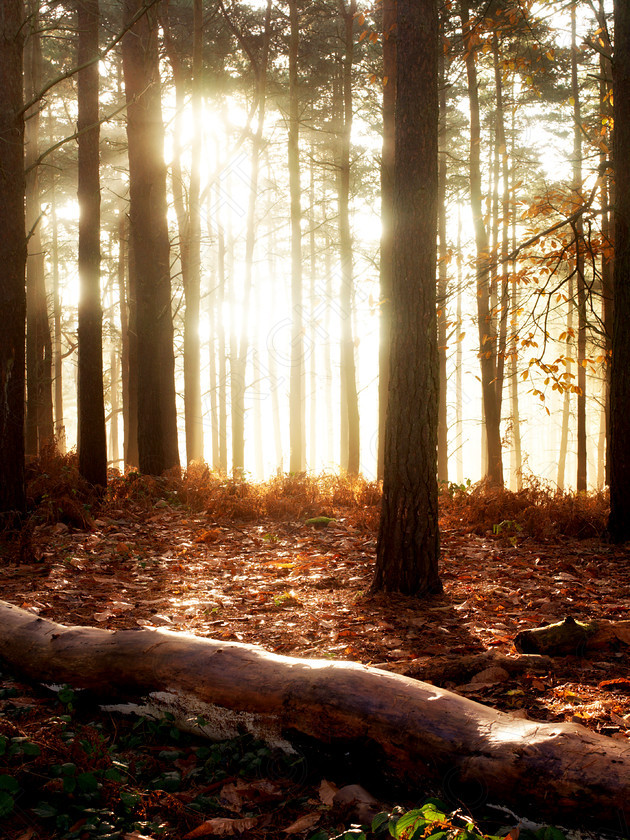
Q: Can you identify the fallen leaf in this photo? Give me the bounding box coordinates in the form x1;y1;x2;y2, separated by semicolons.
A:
184;817;257;838
318;779;338;805
470;666;510;685
283;812;321;833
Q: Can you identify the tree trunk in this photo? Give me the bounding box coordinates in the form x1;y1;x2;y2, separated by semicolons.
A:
371;0;442;596
216;203;228;475
118;212;138;469
185;0;204;465
459;0;503;487
492;35;510;424
288;0;305;474
161;0;204;467
309;153;318;470
232;0;273;475
25;0;54;458
508;96;522;491
0;0;26;514
437;34;448;485
557;275;574;491
572;6;587;492
455;209;464;485
338;0;360;477
600;0;613;489
1;601;629;831
109;342;120;469
609;0;630;540
77;0;107;488
377;0;396;482
122;0;180;476
49;130;65;454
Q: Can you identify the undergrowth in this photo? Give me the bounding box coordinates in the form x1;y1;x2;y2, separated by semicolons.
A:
439;478;609;540
7;447;610;543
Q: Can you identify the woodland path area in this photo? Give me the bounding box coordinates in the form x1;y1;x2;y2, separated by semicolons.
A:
2;475;630;839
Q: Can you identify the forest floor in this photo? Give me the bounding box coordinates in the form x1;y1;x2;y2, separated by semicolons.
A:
1;459;630;840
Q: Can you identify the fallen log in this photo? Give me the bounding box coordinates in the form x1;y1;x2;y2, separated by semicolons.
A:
515;616;630;656
0;599;629;830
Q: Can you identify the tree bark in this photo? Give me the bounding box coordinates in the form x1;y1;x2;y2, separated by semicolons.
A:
0;601;629;831
288;0;305;474
122;0;180;476
377;0;396;482
608;0;630;540
572;6;587;492
24;0;54;458
117;211;138;469
437;30;448;486
459;0;503;487
161;0;204;466
337;0;360;477
77;0;107;488
0;0;26;514
371;0;442;596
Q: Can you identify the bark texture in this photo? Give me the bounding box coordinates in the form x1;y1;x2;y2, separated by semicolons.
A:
377;0;396;482
122;0;180;476
609;0;630;540
77;0;107;487
459;0;503;486
0;0;26;513
372;0;442;595
24;0;54;457
0;601;629;831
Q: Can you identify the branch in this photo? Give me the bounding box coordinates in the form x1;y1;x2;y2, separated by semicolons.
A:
20;0;163;116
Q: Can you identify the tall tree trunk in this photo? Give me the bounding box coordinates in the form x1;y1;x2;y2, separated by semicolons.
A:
288;0;304;473
162;1;204;465
459;0;503;486
0;0;26;513
216;207;228;474
557;275;574;491
600;0;613;487
25;0;54;457
309;152;317;470
608;0;630;540
232;0;273;474
266;214;284;473
437;35;448;485
377;0;396;481
324;208;335;467
371;0;442;596
118;212;138;468
49;126;65;453
338;0;360;476
122;0;180;475
572;6;587;492
184;0;204;464
455;208;464;485
492;34;510;422
509;86;522;490
77;0;107;487
110;344;120;469
206;193;220;473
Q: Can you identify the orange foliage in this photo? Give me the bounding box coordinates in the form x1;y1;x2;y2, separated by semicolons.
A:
439;479;608;540
24;444;98;529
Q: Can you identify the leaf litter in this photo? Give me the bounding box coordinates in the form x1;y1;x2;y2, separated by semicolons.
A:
1;465;629;839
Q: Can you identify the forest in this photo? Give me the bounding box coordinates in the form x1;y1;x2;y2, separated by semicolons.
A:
1;0;630;838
